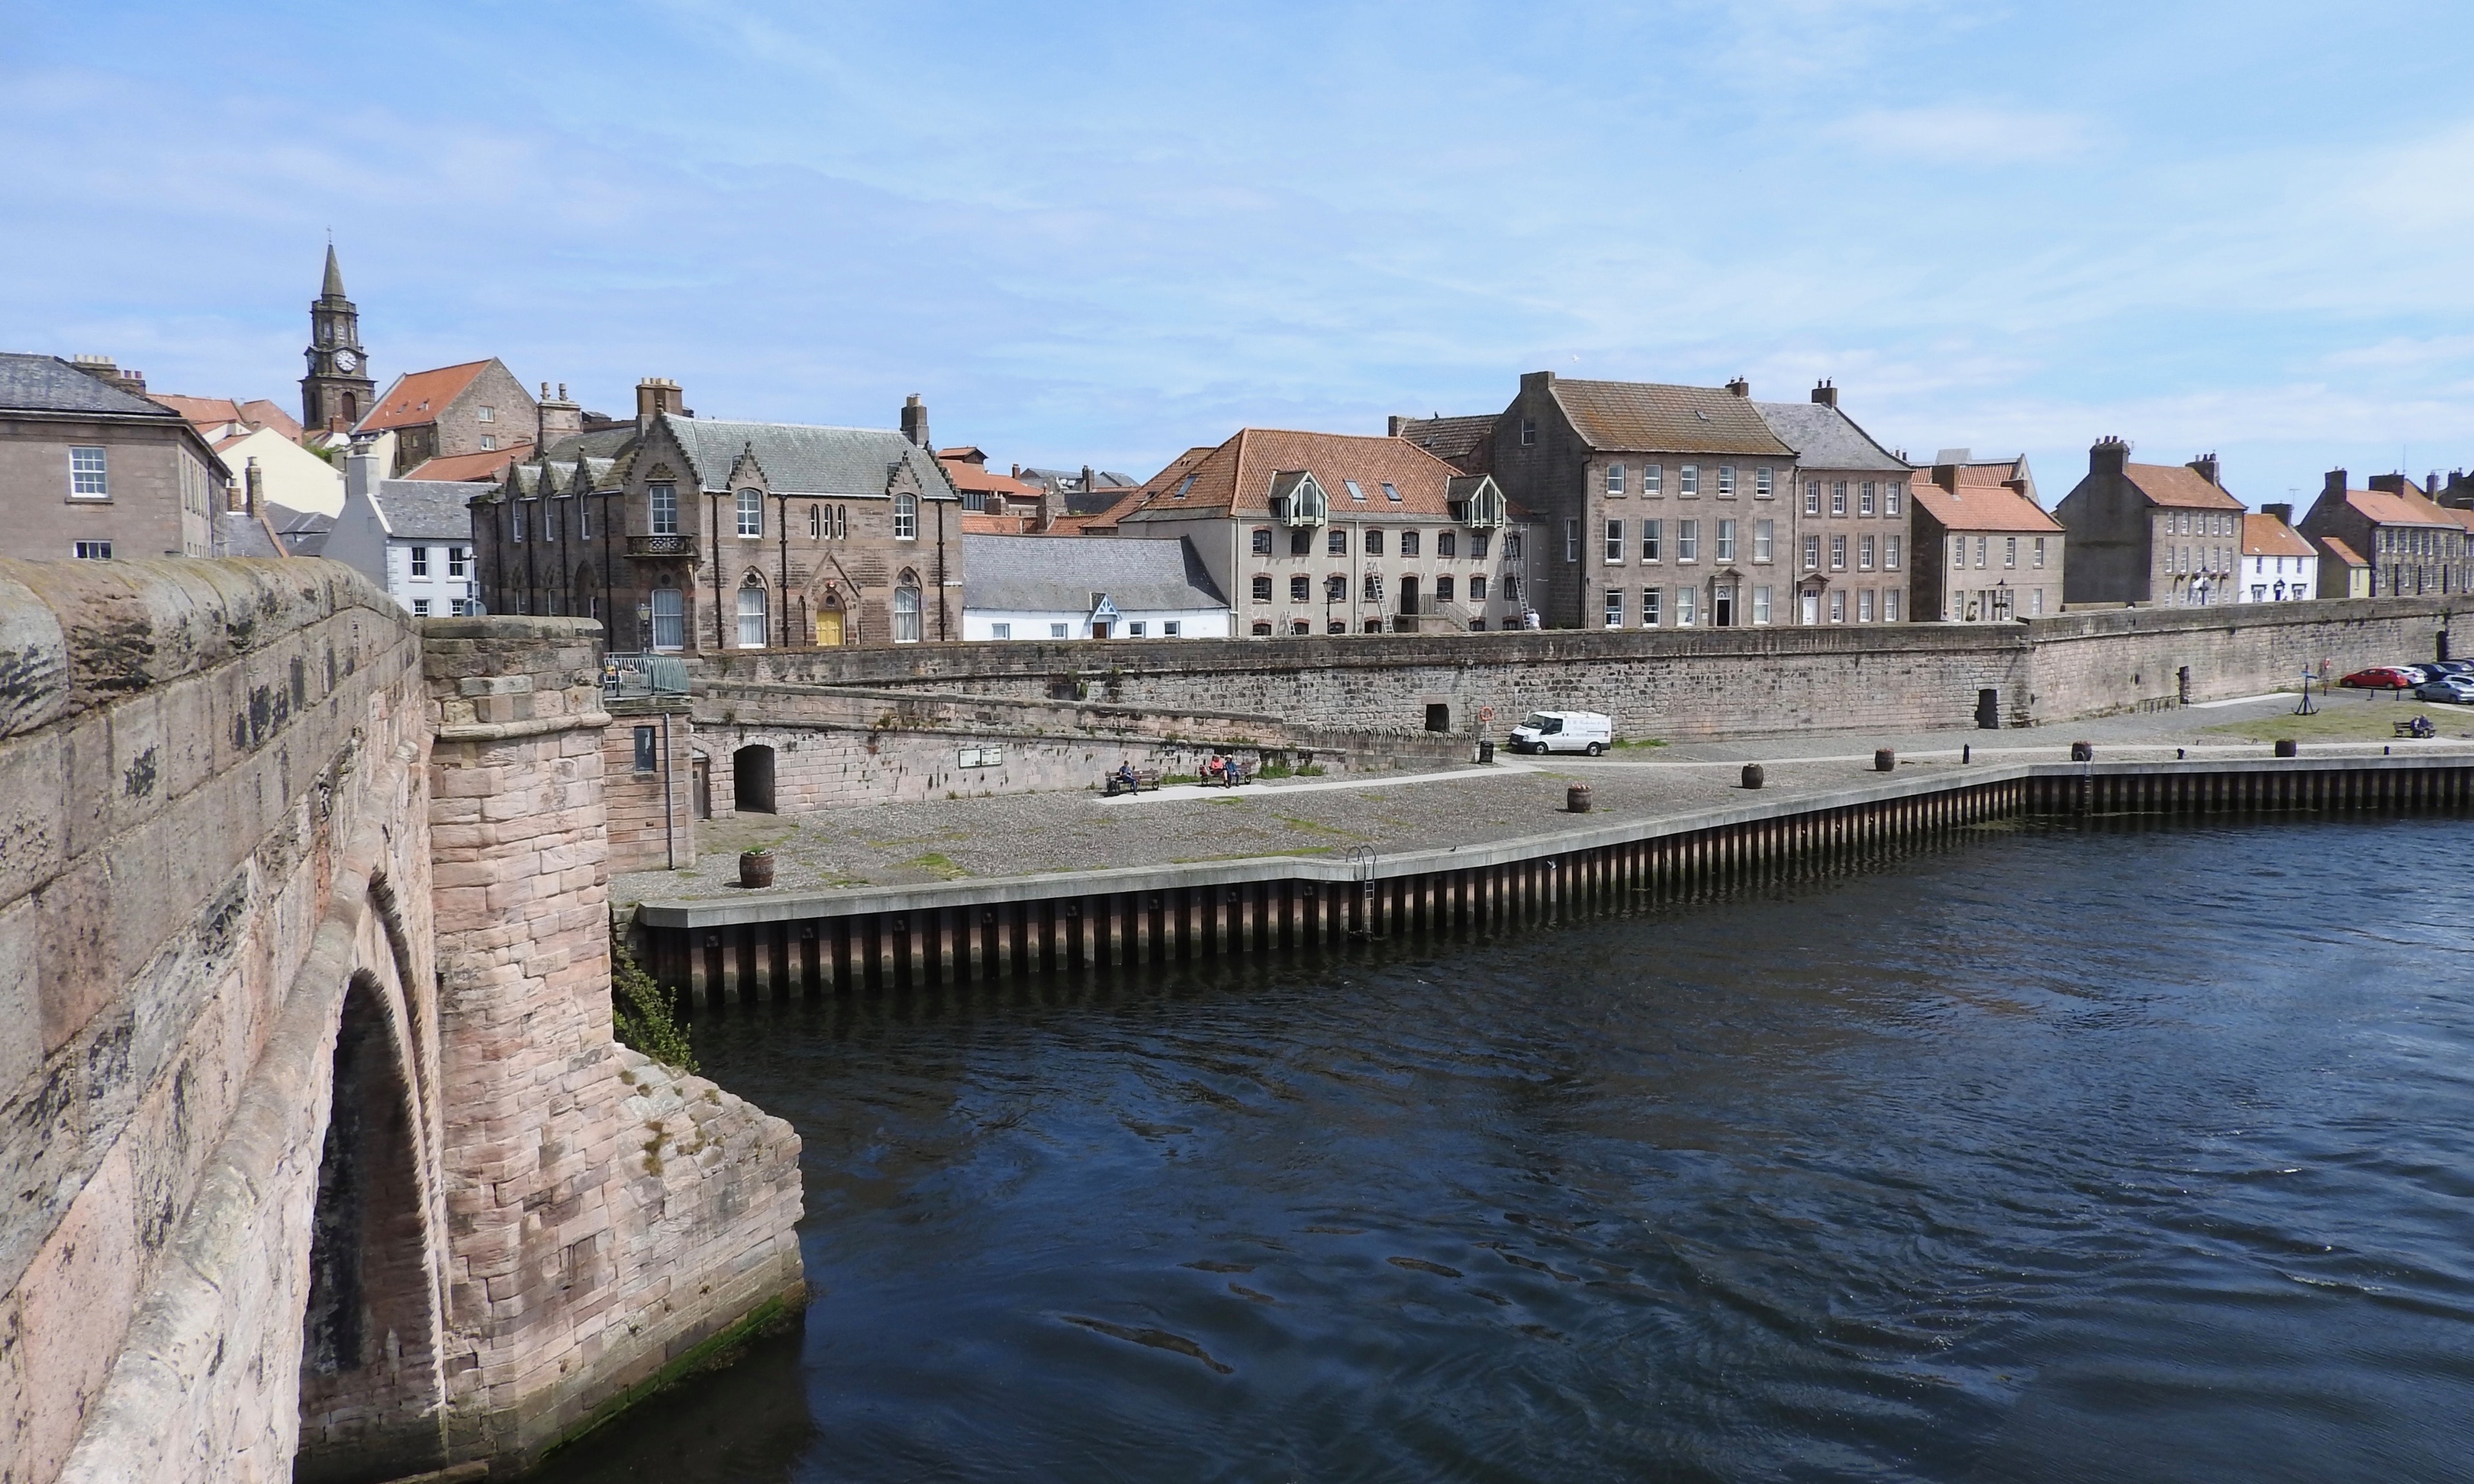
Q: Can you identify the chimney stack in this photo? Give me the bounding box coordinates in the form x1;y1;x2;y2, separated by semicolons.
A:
2262;502;2294;525
635;377;684;432
2187;452;2220;487
1725;377;1750;398
1809;379;1837;408
1387;415;1407;436
244;457;263;516
345;437;382;506
900;393;932;450
2324;468;2348;500
69;354;147;396
2089;436;2130;480
1080;464;1095;494
537;380;582;452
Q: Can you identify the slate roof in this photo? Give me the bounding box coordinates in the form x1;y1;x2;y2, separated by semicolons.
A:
541;425;638;462
213;510;285;558
358;361;495;433
265;502;335;556
0;352;182;417
1910;477;2065;535
2241;514;2316;559
653;416;957;499
1751;401;1910;472
963;533;1228;613
2121;462;2245;511
1117;428;1472;521
370;480;482;540
1548;379;1795;457
1392;414;1497;464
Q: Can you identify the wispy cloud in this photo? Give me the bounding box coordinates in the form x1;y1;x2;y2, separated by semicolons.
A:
1834;104;2100;165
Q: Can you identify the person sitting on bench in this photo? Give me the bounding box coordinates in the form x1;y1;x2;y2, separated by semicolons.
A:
1113;761;1140;794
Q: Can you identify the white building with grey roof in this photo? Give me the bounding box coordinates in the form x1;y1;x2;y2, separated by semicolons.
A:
962;533;1230;640
326;442;481;616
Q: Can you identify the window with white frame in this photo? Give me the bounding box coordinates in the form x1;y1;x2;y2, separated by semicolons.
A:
1754;519;1773;562
1831;482;1847;517
1716;519;1736;562
580;503;592;540
2004;537;2018;569
413;598;431;616
2033;537;2047;569
649;482;678;536
479;434;496;451
1680;464;1698;497
449;546;469;577
1886;480;1903;517
1752;585;1771;624
1974;536;1988;568
737;489;763;537
1755;466;1774;499
1885;535;1901;570
1642;518;1662;562
1564;520;1579;562
1884;589;1901;622
1830;589;1846;623
1606;463;1625;495
736;584;768;647
809;504;822;538
512;504;526;542
1604;589;1624;627
1252;527;1273;555
1830;535;1846;571
1519;417;1537;446
1678;519;1699;562
1676;586;1697;625
410;546;430;577
650;587;684;650
894;579;923;642
73;539;111;559
2031;589;2044;616
1804;480;1821;516
1129;622;1147;636
1859;535;1875;570
1644;463;1662;495
477;405;495;423
894;493;917;540
1164;620;1182;636
1859;482;1875;517
992;622;1012;639
1718;466;1736;498
1050;622;1068;638
1643;587;1662;626
1604;519;1624;563
1859;589;1875;622
1804;535;1820;571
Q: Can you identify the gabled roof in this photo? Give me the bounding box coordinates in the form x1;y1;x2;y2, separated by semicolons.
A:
1911;477;2065;535
1750;401;1910;473
151;394;305;441
264;502;335;556
963;533;1227;613
937;445;989;464
356;361;496;433
368;480;481;540
1547;379;1796;457
2241;514;2316;559
939;456;1041;499
2316;535;2370;568
0;352;182;417
405;444;531;482
2123;462;2245;511
2342;487;2457;528
652;415;957;499
1048;490;1144;535
541;424;638;462
2439;505;2474;534
1117;428;1470;522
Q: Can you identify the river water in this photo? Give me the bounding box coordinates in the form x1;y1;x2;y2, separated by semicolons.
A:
538;817;2474;1483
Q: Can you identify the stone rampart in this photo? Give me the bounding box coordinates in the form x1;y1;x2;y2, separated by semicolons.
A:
703;596;2464;740
2;564;801;1484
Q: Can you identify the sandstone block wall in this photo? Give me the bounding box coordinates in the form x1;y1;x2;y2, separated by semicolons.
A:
422;619;801;1471
0;558;437;1484
603;699;695;873
702;596;2465;740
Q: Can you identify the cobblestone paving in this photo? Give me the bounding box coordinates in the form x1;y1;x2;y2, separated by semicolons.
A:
615;689;2474;907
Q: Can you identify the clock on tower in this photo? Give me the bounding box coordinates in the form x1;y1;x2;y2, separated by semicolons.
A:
300;243;377;434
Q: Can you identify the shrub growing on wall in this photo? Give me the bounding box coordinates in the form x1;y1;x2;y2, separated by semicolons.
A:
611;922;696;1072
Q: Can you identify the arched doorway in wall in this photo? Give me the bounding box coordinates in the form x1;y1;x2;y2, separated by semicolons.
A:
734;744;776;813
296;971;441;1481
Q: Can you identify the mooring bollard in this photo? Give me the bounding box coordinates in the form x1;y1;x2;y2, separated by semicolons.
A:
1741;763;1764;790
2274;738;2298;757
1874;748;1895;772
2069;741;2095;762
1567;783;1593;813
1962;743;1971;765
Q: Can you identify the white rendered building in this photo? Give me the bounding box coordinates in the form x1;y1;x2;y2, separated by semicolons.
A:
962;533;1230;640
325;441;481;616
2239;509;2317;602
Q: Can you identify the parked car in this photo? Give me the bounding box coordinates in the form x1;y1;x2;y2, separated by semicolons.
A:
2413;676;2474;705
2426;660;2474;676
1509;710;1613;755
2340;667;2420;689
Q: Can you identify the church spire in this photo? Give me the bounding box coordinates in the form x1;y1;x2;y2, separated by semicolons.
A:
321;241;347;300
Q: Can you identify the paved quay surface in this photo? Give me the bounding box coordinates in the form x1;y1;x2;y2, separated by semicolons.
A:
615;689;2474;908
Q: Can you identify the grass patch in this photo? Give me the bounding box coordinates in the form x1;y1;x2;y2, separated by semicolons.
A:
1611;737;1668;750
897;852;972;880
1277;815;1367;840
2203;699;2474;743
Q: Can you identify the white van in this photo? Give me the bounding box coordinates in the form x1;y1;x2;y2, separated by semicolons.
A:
1508;710;1612;755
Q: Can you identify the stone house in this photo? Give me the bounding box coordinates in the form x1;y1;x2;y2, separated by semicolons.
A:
2297;470;2469;598
467;381;964;652
1753;381;1913;624
1908;459;2067;621
961;532;1231;640
2238;506;2318;602
0;350;230;560
2316;535;2373;598
357;357;537;475
2053;440;2247;607
1113;427;1534;634
325;442;481;615
1482;372;1799;629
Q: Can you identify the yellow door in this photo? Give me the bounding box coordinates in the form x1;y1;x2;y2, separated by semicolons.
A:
814;607;845;646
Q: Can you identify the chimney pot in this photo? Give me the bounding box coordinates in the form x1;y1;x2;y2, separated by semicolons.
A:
2090;437;2129;480
1809;381;1838;408
2262;502;2294;524
1725;377;1749;398
2324;469;2348;500
2187;452;2220;487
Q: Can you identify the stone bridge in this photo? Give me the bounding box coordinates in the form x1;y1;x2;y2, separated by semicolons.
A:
1;558;802;1484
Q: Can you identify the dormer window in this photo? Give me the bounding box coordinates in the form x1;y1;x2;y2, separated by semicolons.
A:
736;488;763;537
1269;470;1328;526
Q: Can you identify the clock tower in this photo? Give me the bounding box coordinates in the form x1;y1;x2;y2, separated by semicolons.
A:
300;243;377;433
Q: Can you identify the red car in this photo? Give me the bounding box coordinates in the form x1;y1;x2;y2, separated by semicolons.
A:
2340;666;2420;689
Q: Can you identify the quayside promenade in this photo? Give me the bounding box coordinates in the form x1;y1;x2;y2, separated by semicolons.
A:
622;690;2474;1004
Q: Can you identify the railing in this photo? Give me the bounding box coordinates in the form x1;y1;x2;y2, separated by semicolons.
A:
627;533;700;558
604;652;691;699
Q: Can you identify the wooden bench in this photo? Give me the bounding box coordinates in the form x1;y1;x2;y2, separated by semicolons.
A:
1203;760;1258;788
2395;718;2436;739
1102;768;1163;796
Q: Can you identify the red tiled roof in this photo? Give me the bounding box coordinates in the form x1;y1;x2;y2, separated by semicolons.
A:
2343;488;2457;528
404;443;531;482
2123;462;2245;511
238;399;303;440
1911;477;2064;535
1118;428;1468;522
2241;513;2316;559
936;445;988;464
2316;535;2369;567
152;393;307;442
959;512;1031;535
939;457;1040;498
356;361;494;433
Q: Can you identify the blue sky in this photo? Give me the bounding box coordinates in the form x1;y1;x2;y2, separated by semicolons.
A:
7;1;2473;504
